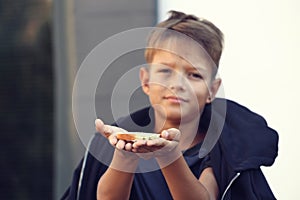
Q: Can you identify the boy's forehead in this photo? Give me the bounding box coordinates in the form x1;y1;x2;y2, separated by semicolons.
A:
151;55;209;76
150;36;216;70
151;49;214;73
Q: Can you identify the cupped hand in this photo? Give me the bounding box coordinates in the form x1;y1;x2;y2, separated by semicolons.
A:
95;119;140;172
95;119;182;163
95;119;135;152
132;128;181;160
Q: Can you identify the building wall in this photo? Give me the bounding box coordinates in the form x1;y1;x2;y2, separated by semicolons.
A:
54;0;157;198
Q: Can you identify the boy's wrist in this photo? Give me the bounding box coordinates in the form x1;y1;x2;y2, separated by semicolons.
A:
155;146;182;168
110;149;139;173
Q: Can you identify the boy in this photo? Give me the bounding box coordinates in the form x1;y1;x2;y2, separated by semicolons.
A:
62;11;278;199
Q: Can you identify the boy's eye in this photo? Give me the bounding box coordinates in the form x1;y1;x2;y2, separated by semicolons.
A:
158;68;171;73
188;72;203;80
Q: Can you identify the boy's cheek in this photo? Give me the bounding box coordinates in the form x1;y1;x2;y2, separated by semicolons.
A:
148;78;169;87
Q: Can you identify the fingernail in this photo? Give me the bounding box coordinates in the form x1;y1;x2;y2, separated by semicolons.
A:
95;119;102;125
162;130;169;137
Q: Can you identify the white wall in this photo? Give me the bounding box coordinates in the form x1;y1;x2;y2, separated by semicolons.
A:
158;1;300;199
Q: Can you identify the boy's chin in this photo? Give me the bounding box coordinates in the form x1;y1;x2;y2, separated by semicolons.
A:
154;106;199;123
167;110;199;122
165;110;195;122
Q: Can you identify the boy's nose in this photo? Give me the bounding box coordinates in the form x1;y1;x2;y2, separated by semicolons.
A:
169;72;186;91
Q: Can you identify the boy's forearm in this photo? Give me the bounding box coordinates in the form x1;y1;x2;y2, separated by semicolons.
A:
157;155;211;200
97;150;138;200
97;168;135;200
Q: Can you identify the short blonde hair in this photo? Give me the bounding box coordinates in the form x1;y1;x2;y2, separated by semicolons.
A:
145;11;224;69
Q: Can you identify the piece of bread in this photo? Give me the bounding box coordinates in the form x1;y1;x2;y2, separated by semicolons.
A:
116;132;160;141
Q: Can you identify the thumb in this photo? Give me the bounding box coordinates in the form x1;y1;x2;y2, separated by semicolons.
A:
161;128;181;142
95;119;111;138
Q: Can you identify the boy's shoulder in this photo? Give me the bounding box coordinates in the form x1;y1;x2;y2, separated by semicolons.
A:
114;107;154;132
213;98;279;170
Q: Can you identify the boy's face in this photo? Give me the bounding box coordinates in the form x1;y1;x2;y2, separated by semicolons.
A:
140;50;220;123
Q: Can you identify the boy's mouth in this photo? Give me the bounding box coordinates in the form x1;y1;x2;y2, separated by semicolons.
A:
164;96;188;103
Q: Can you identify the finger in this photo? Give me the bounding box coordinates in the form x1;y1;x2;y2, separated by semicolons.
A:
132;140;147;149
107;125;127;133
95;119;128;139
146;138;166;147
163;128;181;141
95;119;104;132
116;140;126;150
95;119;112;138
125;143;133;151
109;135;118;145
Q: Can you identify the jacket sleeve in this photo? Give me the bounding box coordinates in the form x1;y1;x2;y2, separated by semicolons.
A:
60;134;110;200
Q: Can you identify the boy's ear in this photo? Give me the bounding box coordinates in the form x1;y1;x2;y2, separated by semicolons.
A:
206;78;222;103
139;67;150;95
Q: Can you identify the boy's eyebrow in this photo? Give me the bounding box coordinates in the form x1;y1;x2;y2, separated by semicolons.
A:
185;64;207;72
153;61;207;71
154;61;175;67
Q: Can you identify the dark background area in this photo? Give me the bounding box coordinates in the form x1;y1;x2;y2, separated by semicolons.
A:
0;0;156;199
0;0;53;199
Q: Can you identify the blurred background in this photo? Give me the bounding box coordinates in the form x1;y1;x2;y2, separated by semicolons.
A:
0;0;53;199
0;0;299;199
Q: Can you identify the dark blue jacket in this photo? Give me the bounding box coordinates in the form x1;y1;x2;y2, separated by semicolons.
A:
61;99;278;200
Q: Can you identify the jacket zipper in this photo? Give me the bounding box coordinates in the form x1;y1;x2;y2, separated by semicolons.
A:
77;135;94;200
221;172;241;200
